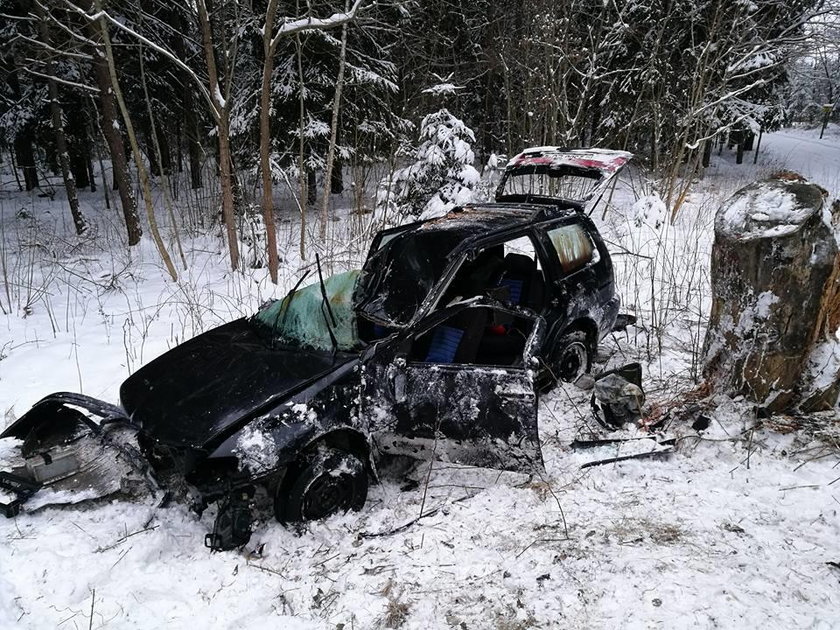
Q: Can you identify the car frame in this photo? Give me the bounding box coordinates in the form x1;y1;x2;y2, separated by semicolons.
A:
1;147;632;549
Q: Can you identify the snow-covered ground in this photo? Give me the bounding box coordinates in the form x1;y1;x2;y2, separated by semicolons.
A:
1;126;839;629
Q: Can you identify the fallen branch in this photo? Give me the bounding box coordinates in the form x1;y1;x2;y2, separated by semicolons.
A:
95;524;158;553
360;508;440;538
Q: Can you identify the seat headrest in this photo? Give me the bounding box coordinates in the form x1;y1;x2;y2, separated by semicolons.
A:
504;252;536;273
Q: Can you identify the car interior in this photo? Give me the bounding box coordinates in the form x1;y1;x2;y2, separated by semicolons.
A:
407;305;536;367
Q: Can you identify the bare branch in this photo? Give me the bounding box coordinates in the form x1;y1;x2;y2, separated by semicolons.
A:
14;33;93;59
22;67;100;93
60;0;219;120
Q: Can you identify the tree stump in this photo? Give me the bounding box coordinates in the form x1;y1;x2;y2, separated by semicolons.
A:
703;174;838;412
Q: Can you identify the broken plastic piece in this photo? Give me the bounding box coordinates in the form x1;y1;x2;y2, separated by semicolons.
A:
0;471;42;518
205;487;255;552
612;313;637;332
591;363;645;428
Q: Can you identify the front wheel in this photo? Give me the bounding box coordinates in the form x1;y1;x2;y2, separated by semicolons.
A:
547;330;592;387
275;446;368;524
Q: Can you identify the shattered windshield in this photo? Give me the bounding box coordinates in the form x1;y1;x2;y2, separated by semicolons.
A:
357;228;465;326
253;270;361;351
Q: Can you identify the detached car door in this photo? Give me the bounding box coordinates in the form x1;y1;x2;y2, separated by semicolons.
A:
366;303;544;473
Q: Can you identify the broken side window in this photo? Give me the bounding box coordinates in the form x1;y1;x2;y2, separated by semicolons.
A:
546;223;597;274
440;235;547;313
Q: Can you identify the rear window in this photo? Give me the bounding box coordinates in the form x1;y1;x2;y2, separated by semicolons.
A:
546;224;595;274
498;167;601;202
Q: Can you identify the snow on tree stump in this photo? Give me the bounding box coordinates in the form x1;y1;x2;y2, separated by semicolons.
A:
702;173;838;412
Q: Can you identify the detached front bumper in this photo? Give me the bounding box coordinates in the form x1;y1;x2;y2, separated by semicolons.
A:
0;392;156;517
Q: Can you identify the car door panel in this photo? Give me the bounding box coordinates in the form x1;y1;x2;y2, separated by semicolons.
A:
364;305;544;473
377;363;541;472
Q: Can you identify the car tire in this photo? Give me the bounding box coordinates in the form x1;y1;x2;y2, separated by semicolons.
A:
548;330;592;386
275;446;368;524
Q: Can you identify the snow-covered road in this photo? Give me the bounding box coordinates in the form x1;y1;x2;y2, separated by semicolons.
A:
761;126;840;194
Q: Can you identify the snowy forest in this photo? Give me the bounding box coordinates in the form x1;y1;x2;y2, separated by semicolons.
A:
1;0;840;628
1;0;838;274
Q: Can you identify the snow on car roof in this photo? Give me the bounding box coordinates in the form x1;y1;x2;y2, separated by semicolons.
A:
418;203;574;235
508;147;633;174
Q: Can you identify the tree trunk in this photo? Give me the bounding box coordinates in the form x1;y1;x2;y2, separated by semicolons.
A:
703;175;837;412
140;42;187;271
173;10;202;190
86;147;96;193
35;3;86;235
798;198;840;411
96;0;177;280
259;0;281;283
197;0;239;270
702;138;712;168
319;6;350;241
307;169;317;207
8;68;38;190
331;159;343;194
87;8;141;245
297;34;307;260
69;131;91;189
185;89;203;189
14;130;39;191
217;115;240;269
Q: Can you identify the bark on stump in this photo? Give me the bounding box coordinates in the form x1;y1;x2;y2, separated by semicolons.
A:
702;175;838;412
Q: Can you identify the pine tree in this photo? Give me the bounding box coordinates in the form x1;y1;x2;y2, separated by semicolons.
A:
387;107;479;220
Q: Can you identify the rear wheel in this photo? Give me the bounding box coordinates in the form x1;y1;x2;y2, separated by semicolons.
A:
275;446;368;523
548;330;592;387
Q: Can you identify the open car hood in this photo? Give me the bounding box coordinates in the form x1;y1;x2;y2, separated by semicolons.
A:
495;147;633;208
120;318;354;450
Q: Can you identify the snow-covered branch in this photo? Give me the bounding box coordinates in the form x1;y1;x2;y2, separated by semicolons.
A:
269;0;366;51
60;0;218;119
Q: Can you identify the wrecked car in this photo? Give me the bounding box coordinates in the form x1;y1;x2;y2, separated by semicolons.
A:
1;148;632;549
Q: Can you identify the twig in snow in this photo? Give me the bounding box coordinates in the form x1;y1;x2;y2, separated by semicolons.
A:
533;470;570;539
793;450;836;472
515;537;568;559
360;508;440;538
72;521;97;540
88;589;95;630
418;416;442;520
248;561;288;578
95;524;158;553
313;552;341;568
746;425;754;470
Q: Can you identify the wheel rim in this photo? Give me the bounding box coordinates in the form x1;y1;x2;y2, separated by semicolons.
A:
556;341;588;382
301;473;354;520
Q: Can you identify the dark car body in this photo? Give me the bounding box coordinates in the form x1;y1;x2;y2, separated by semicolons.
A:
1;148;631;546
